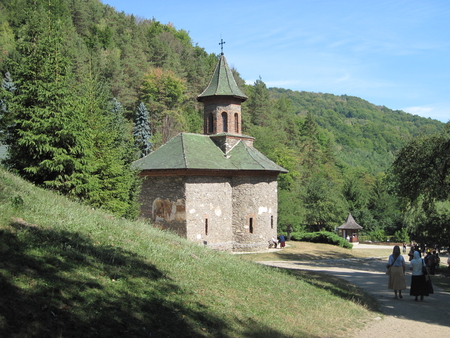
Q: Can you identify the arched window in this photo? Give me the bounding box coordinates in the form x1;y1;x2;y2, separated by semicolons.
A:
208;113;214;134
234;113;239;133
221;112;228;132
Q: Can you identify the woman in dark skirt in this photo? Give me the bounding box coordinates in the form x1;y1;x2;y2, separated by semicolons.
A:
410;250;429;301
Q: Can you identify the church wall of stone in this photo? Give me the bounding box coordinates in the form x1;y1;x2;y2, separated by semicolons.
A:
185;176;234;251
231;176;279;252
138;176;187;237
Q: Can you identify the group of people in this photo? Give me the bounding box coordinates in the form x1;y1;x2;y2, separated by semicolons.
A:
268;234;286;249
408;244;442;275
387;245;434;301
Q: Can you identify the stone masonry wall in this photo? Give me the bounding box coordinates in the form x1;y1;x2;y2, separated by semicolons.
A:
138;174;279;252
185;176;233;251
231;176;278;252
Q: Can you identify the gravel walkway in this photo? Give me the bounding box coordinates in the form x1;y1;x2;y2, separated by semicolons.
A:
258;248;450;338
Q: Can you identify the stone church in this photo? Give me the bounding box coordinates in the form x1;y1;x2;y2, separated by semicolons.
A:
134;53;287;252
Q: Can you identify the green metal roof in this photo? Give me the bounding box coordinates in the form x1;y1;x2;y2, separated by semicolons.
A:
197;55;247;101
133;133;287;173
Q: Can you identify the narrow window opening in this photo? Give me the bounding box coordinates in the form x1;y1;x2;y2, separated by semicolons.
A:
249;217;254;234
271;215;274;229
208;113;214;133
234;113;239;133
205;218;208;236
221;112;228;132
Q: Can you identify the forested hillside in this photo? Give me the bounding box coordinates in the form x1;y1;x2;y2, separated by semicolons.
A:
269;88;444;174
0;0;445;240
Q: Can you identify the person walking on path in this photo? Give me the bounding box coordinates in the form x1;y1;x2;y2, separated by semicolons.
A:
278;234;286;249
387;245;406;299
407;245;415;261
410;250;429;301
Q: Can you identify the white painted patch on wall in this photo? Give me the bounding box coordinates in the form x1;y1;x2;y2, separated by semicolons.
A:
189;209;196;214
258;206;268;214
197;234;202;239
215;206;222;217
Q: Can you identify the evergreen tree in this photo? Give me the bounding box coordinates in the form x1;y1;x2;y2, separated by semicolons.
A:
70;70;140;219
244;77;272;128
109;97;136;163
0;71;15;140
133;102;152;158
298;112;322;176
3;5;84;186
4;3;140;218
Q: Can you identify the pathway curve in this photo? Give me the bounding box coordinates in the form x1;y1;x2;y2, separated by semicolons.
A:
258;247;450;337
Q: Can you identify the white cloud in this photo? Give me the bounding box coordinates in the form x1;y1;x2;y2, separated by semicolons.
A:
402;105;449;123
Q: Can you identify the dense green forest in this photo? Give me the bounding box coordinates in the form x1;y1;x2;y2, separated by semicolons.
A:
0;0;448;243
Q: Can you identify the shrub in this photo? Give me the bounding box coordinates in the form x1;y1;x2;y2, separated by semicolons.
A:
290;231;352;249
367;229;387;242
391;228;409;243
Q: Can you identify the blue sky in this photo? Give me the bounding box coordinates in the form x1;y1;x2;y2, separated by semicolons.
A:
102;0;450;122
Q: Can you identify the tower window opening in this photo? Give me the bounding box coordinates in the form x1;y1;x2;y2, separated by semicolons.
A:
205;218;208;235
234;113;239;133
208;113;214;133
249;217;254;234
222;112;228;132
271;215;274;229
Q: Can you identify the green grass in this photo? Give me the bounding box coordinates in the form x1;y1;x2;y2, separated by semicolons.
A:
0;168;382;337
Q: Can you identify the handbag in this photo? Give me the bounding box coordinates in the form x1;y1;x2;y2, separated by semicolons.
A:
425;273;434;294
386;256;398;275
422;259;429;275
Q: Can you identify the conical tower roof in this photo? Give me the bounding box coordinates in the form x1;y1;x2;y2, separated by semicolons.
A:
197;54;247;102
338;213;363;230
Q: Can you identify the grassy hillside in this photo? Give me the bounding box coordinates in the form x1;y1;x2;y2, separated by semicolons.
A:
0;167;380;338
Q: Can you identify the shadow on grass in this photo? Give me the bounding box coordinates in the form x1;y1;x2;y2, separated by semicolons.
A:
263;266;381;314
274;251;357;261
287;269;380;313
0;220;314;338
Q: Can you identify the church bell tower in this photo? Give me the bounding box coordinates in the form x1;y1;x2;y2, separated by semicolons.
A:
197;46;248;137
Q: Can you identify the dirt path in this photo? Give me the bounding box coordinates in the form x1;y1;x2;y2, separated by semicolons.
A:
258;249;450;337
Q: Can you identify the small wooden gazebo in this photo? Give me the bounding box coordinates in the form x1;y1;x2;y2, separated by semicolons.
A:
338;213;363;243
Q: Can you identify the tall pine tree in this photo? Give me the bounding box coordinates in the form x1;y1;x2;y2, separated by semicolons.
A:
4;3;140;218
73;72;140;218
133;102;152;158
0;71;16;141
3;5;84;185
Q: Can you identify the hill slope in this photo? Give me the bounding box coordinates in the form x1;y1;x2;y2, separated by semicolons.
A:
268;88;445;174
0;167;379;338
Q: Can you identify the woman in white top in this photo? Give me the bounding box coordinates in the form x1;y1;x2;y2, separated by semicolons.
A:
387;245;406;299
410;250;429;301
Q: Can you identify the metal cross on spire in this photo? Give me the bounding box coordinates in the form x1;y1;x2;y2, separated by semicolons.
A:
219;39;226;55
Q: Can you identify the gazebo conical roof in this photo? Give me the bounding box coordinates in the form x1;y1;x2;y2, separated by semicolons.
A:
338;213;363;230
